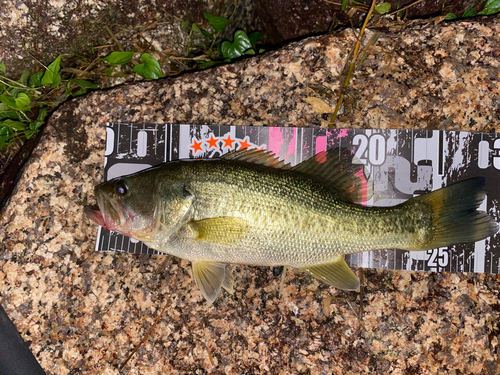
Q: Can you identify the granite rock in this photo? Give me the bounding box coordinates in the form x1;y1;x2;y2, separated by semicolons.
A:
1;18;500;374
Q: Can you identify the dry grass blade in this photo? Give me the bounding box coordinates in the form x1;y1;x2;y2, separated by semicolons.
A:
354;31;380;71
118;266;180;372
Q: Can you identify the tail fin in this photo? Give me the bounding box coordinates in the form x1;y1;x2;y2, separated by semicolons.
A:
410;177;498;250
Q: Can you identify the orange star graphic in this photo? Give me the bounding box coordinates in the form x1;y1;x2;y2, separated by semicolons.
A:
223;135;236;148
190;139;203;153
238;138;252;150
206;135;219;149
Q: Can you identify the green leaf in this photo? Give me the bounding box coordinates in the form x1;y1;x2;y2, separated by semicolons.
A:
478;0;500;15
73;90;87;96
463;7;477;17
0;63;5;74
0;95;16;110
0;125;11;137
0;109;19;121
203;12;229;33
14;93;30;110
197;60;221;69
29;107;46;131
341;0;348;11
258;48;266;54
191;23;202;34
0;92;31;111
221;30;252;59
19;71;30;85
29;71;44;87
9;88;22;98
200;29;215;40
444;12;457;20
133;53;164;79
102;51;134;65
2;119;26;131
41;55;62;88
181;20;189;29
375;2;391;14
244;49;255;55
24;129;34;140
248;31;262;46
70;78;100;89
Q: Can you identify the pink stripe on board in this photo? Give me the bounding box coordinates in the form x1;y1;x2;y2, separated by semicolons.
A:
286;128;298;160
268;127;285;155
315;136;327;154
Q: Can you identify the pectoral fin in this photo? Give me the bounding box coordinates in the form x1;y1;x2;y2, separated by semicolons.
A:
296;256;360;290
190;217;249;245
192;260;227;304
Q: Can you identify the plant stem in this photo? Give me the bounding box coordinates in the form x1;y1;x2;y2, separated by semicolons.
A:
0;76;34;90
329;0;377;128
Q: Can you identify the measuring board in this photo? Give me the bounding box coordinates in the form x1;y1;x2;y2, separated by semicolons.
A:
94;123;500;275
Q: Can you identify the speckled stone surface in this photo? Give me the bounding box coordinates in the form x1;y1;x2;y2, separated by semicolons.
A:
1;19;500;374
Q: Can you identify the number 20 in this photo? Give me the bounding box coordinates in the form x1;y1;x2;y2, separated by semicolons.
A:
353;134;386;165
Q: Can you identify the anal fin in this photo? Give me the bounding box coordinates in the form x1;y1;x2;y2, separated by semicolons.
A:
192;260;227;304
296;256;360;291
222;266;234;294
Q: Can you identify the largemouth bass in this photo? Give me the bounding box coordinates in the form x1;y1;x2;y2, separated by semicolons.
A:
85;148;498;303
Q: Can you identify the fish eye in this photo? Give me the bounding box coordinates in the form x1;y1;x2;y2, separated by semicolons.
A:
115;180;129;195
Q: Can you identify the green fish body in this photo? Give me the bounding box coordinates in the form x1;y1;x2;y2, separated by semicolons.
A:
85;149;498;303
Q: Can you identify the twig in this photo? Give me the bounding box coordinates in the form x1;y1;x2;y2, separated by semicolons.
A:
118;266;180;371
358;269;365;325
329;0;377;127
207;347;215;367
105;25;124;52
21;41;51;71
388;0;425;16
324;0;369;12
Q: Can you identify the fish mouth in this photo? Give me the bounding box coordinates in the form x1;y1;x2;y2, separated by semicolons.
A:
84;190;129;234
84;204;109;230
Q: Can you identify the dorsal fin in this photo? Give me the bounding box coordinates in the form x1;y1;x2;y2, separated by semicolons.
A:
291;148;372;203
221;149;292;170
